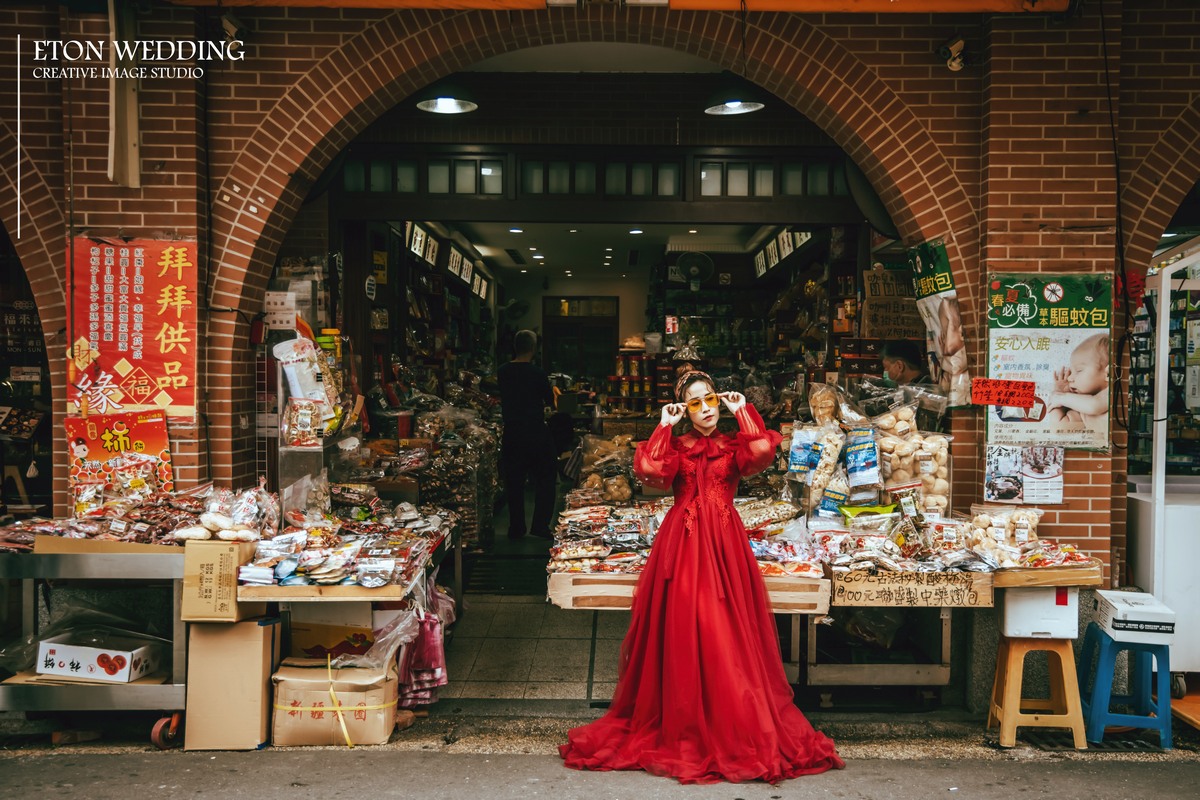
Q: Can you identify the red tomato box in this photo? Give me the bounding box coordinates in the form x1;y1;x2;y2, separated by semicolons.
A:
36;631;164;684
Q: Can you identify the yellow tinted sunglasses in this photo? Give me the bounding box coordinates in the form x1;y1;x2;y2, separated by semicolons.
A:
685;393;721;413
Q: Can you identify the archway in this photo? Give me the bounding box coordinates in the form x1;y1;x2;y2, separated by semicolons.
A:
205;8;978;486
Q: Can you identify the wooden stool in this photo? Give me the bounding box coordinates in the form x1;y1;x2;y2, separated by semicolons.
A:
987;636;1088;749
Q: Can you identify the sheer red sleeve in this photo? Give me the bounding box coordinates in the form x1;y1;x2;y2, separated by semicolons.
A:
634;423;681;491
733;404;783;477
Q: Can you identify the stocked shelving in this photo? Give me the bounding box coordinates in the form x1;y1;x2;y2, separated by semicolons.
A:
1128;289;1200;475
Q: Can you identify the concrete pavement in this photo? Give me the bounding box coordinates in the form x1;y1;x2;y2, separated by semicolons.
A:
3;701;1199;799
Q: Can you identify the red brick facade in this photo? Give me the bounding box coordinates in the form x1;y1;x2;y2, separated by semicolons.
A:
2;4;1199;583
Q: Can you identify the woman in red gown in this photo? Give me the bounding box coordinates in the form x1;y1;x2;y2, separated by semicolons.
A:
560;372;844;784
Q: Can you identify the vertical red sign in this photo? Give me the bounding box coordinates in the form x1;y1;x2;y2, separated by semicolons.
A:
66;238;198;418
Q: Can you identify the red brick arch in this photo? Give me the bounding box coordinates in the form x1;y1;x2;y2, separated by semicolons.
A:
206;8;978;484
0;118;71;491
1120;96;1200;271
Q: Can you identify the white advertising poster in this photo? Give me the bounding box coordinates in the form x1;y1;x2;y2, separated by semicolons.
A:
986;273;1113;450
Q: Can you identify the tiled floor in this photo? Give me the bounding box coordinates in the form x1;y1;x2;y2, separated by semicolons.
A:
445;594;629;701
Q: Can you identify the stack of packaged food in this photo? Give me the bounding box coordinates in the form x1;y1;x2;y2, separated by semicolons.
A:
237;499;454;588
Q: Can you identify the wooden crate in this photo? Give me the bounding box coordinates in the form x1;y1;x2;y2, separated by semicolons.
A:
546;572;829;615
992;557;1104;588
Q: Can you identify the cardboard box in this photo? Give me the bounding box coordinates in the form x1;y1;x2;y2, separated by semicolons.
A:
1002;586;1079;638
286;603;374;659
4;668;166;687
182;540;267;622
271;658;399;746
37;631;164;683
185;617;282;751
372;476;419;504
1092;589;1175;645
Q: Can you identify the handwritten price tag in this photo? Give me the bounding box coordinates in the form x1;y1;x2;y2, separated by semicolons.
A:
972;377;1036;409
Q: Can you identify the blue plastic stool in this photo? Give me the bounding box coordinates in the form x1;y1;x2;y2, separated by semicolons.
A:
1076;621;1173;749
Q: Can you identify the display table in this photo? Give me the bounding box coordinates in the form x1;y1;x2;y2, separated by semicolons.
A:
0;551;186;714
236;528;461;606
546;559;1104;688
809;559;1104;687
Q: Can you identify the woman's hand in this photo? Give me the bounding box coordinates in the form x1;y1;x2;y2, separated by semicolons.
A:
660;402;686;427
720;391;746;415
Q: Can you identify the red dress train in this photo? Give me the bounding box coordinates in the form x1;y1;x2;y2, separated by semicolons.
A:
559;405;844;784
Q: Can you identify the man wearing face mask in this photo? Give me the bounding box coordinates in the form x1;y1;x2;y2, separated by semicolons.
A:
880;340;932;387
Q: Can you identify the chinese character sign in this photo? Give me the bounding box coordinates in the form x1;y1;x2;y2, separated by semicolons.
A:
908;240;970;407
860;265;924;340
64;410;174;516
66;238;198;418
986;273;1112;450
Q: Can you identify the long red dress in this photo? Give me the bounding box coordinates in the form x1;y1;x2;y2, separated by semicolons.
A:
560;405;844;784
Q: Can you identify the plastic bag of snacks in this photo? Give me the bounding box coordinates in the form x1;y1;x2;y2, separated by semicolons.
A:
282;398;324;448
844;426;882;505
805;426;845;513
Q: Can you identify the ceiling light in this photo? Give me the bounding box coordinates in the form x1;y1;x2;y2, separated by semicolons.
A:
415;83;478;114
605;248;613;252
704;71;765;116
689;229;698;234
520;269;527;273
529;247;537;251
509;227;523;233
569;229;577;233
629;229;643;235
533;254;545;260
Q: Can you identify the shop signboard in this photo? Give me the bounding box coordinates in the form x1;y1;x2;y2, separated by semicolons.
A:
985;272;1112;450
860;266;924;340
908;239;970;407
67;238;198;418
64;409;174;515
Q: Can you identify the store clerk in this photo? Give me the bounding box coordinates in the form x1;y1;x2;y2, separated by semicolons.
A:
881;340;933;386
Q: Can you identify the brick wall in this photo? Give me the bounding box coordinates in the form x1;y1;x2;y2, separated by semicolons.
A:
2;4;1198;566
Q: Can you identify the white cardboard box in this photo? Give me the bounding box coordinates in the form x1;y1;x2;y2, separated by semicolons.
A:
37;632;164;683
1092;589;1176;645
1002;586;1079;638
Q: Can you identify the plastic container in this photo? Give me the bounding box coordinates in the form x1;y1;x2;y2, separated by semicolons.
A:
1001;587;1079;639
396;410;413;438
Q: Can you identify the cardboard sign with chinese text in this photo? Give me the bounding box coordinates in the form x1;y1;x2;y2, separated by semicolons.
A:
986;273;1112;450
861;266;924;339
67;238;198;418
971;377;1036;409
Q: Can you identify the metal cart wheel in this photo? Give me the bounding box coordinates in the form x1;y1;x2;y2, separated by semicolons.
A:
150;712;183;750
1171;672;1188;700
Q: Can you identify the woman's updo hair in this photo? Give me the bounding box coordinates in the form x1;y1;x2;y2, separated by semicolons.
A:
674;370;715;402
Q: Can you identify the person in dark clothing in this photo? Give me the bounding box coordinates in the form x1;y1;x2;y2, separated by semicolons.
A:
497;329;557;540
881;339;933;386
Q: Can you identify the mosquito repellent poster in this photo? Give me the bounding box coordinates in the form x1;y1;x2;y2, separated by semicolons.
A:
985;273;1113;450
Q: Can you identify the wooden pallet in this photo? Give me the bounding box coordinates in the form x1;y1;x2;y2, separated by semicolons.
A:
546;572;829;615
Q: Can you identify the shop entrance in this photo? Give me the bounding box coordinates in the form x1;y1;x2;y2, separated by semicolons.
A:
270;66;912;705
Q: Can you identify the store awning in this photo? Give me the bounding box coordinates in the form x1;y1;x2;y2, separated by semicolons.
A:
165;1;1072;13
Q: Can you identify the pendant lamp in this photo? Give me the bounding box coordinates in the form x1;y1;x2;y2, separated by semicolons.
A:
415;83;478;114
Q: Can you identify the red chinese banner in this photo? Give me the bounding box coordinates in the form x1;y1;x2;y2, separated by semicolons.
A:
64;410;175;515
66;238;198;418
971;377;1037;409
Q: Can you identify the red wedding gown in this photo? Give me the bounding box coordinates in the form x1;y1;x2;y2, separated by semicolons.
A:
560;405;844;784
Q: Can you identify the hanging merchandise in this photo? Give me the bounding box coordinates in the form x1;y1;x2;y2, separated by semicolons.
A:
908;239;970;407
67;237;199;418
984;273;1113;451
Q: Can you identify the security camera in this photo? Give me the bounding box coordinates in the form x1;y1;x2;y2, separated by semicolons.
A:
938;36;966;72
221;13;249;43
